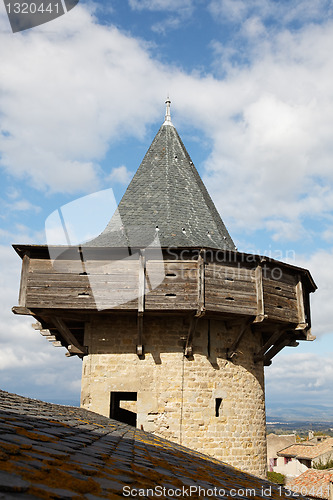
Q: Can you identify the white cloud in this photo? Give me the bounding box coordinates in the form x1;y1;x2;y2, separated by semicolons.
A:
5;199;41;213
128;0;194;12
266;352;333;406
108;165;133;185
198;21;333;237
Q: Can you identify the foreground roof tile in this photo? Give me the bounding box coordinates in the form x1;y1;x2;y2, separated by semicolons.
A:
0;390;306;499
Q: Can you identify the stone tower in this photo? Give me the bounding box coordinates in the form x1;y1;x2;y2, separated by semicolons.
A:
13;100;316;478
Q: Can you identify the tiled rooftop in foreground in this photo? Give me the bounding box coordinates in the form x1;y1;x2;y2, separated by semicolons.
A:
288;468;333;499
0;390;302;499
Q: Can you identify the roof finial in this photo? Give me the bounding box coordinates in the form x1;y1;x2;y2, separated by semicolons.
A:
163;96;173;126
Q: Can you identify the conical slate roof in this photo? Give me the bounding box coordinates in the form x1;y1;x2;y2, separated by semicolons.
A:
87;101;235;250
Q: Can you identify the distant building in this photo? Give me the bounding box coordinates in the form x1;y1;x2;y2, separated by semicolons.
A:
275;437;333;479
267;433;296;471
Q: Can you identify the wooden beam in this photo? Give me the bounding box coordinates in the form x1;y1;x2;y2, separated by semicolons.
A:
295;275;308;330
137;313;144;356
18;253;30;307
39;330;52;337
262;337;291;365
253;264;267;323
184;315;199;357
32;322;43;330
136;250;145;356
51;317;86;355
12;306;33;316
67;344;85;355
196;250;205;317
254;328;286;362
226;317;253;360
138;250;145;314
46;336;57;342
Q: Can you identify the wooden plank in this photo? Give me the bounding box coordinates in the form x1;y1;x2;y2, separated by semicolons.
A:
27;280;138;291
263;279;297;299
18;254;30;307
26;294;139;310
263;292;299;323
145;301;198;311
147;283;197;294
28;273;138;282
204;301;256;316
148;260;198;268
262;267;297;286
205;276;255;288
205;288;257;303
205;264;255;281
29;258;139;273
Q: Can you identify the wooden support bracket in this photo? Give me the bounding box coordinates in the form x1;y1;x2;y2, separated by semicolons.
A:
52;317;86;356
254;328;286;363
262;336;291;366
226;317;253;360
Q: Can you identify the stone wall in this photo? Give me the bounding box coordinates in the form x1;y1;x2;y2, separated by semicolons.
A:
80;314;267;478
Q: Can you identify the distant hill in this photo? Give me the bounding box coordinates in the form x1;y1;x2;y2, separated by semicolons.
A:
266;402;333;422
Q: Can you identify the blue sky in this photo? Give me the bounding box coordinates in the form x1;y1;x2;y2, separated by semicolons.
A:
0;0;333;418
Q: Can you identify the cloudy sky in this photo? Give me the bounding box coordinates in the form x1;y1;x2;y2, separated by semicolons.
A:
0;0;333;418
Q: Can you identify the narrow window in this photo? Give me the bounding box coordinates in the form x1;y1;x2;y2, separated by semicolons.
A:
215;398;222;417
110;391;137;427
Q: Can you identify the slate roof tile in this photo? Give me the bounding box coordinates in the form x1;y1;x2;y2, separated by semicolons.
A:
87;122;235;250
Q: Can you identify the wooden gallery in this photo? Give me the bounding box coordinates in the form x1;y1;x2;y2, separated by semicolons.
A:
13;100;316;478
